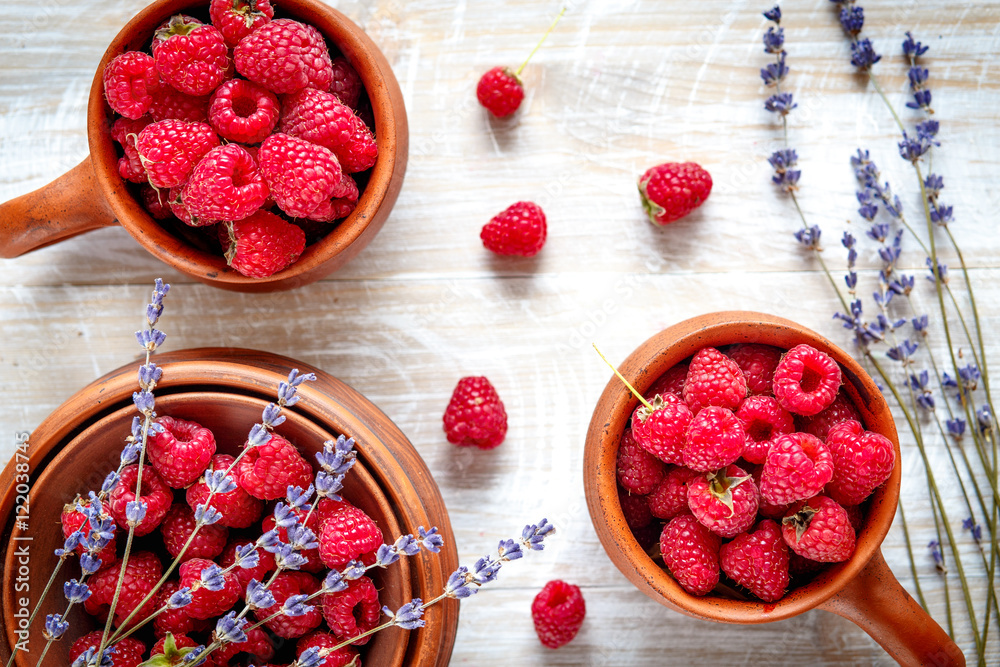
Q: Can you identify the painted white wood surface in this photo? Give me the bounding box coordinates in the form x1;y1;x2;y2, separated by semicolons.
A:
1;0;999;664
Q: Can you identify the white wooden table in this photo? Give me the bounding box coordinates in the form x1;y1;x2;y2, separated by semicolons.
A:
2;0;998;664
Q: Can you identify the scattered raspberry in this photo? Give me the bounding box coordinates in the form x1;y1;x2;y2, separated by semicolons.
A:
204;626;275;666
296;631;361;667
616;427;666;495
256;572;324;638
683;346;747;414
186;454;264;528
321;575;381;645
70;631;145;667
329;56;364;108
304;173;359;223
103;51;158;119
687;465;759;538
660;515;721;596
799;391;862;441
719;519;790;602
160;503;228;563
318;503;383;569
531;580;586;649
772;344;842;416
735;395;794;465
178;557;242;620
442;376;508;449
83;551;162;628
630;392;692;465
727;343;783;396
782;496;856;563
209;0;274;47
480;201;547;257
153;580;209;638
824;420;895;506
682;406;745;472
221;211;307;279
257;132;343;217
141;185;173;219
107;464;173;536
152;15;228;96
618;487;653;531
61;499;117;571
111;116;152;183
644;362;689;400
647;466;697;520
135;119;220;189
262;504;324;573
220;538;277;593
759;432;835;506
278;87;378;174
208;78;280;144
235;432;314;499
181;144;268;223
148;415;217;488
148;83;210;122
476;67;524;117
235;19;333;95
638;162;713;226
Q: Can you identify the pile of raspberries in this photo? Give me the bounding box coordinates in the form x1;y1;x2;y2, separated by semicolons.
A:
62;415;381;667
102;0;377;278
616;342;896;602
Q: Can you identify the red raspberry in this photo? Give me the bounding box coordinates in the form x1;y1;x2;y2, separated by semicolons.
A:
160;503;228;562
719;519;790;602
61;499;117;571
772;344;842;416
235;19;333;94
631;392;692;465
727;343;783;396
70;631;145;667
256;572;324;638
83;552;162;628
111;116;152;183
208;79;280;144
141;185;174;219
329;56;364;108
782;495;856;562
844;502;866;534
799;390;861;441
221;211;306;279
751;467;792;520
136;119;220;189
149;633;200;660
638;162;712;226
759;432;835;506
476;66;524;117
278;88;378;174
107;464;172;536
168;187;207;226
258;133;343;217
735;395;794;465
644;362;689;400
618;487;653;531
321;575;381;645
186;454;264;528
304;173;359;223
103;51;158;119
788;550;825;580
616;428;666;495
148;83;210;122
442;376;508;449
235;433;314;499
682;406;745;472
181;144;268;223
683;347;747;414
659;515;721;596
318;504;383;569
152;15;228;96
262;505;324;573
647;466;697;520
296;631;361;667
204;626;274;666
313;496;355;527
178;557;242;620
153;580;209;638
531;580;586;649
686;465;759;538
148;415;217;488
220;538;277;593
480;201;547;257
210;0;274;47
823;420;895;506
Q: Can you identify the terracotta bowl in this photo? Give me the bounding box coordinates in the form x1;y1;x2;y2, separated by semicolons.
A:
0;348;457;666
584;311;965;666
0;0;408;292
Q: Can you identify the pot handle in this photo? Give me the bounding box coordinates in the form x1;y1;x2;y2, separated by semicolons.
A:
0;155;118;258
819;549;965;666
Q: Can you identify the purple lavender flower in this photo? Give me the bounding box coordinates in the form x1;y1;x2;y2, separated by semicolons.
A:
760;52;789;86
839;5;864;36
763;26;785;53
850;37;881;70
763;5;781;22
768;148;801;192
384;599;426;630
765;91;797;115
927;540;946;572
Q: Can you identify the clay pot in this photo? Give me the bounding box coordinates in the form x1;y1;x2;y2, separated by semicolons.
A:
584;311;965;666
0;348;457;666
0;0;408;292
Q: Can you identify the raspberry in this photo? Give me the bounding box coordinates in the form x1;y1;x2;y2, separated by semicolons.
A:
304;173;359;223
824;419;895;506
616;428;666;495
329;56;364;108
638;162;713;226
262;504;324;573
687;464;759;538
153;580;209;638
279;88;378;173
659;515;721;596
220;538;277;593
788;550;824;580
149;633;200;661
442;376;508;449
148;415;217;488
476;66;524;117
168;187;206;226
61;499;117;571
221;211;306;279
772;344;842;416
235;433;314;499
160;503;228;562
141;185;173;219
531;580;586;649
318;503;383;569
844;502;866;534
631;392;692;465
618;487;653;531
719;519;790;602
84;551;162;628
181;144;268;223
204;626;274;666
752;467;792;520
186;454;264;528
208;79;280;144
152;15;228;96
321;575;381;644
178;557;242;620
781;495;856;563
135;119;220;189
69;631;145;667
759;432;835;506
726;343;783;396
799;390;861;441
480;201;547;257
111;116;152;183
682;406;745;472
209;0;274;47
148;83;210;122
683;347;747;414
735;395;794;465
256;572;324;638
258;132;343;218
103;51;158;119
107;464;173;536
644;362;689;400
235;19;333;94
296;631;361;667
647;466;697;520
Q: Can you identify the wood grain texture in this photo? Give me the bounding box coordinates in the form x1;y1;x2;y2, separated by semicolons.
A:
1;0;998;664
